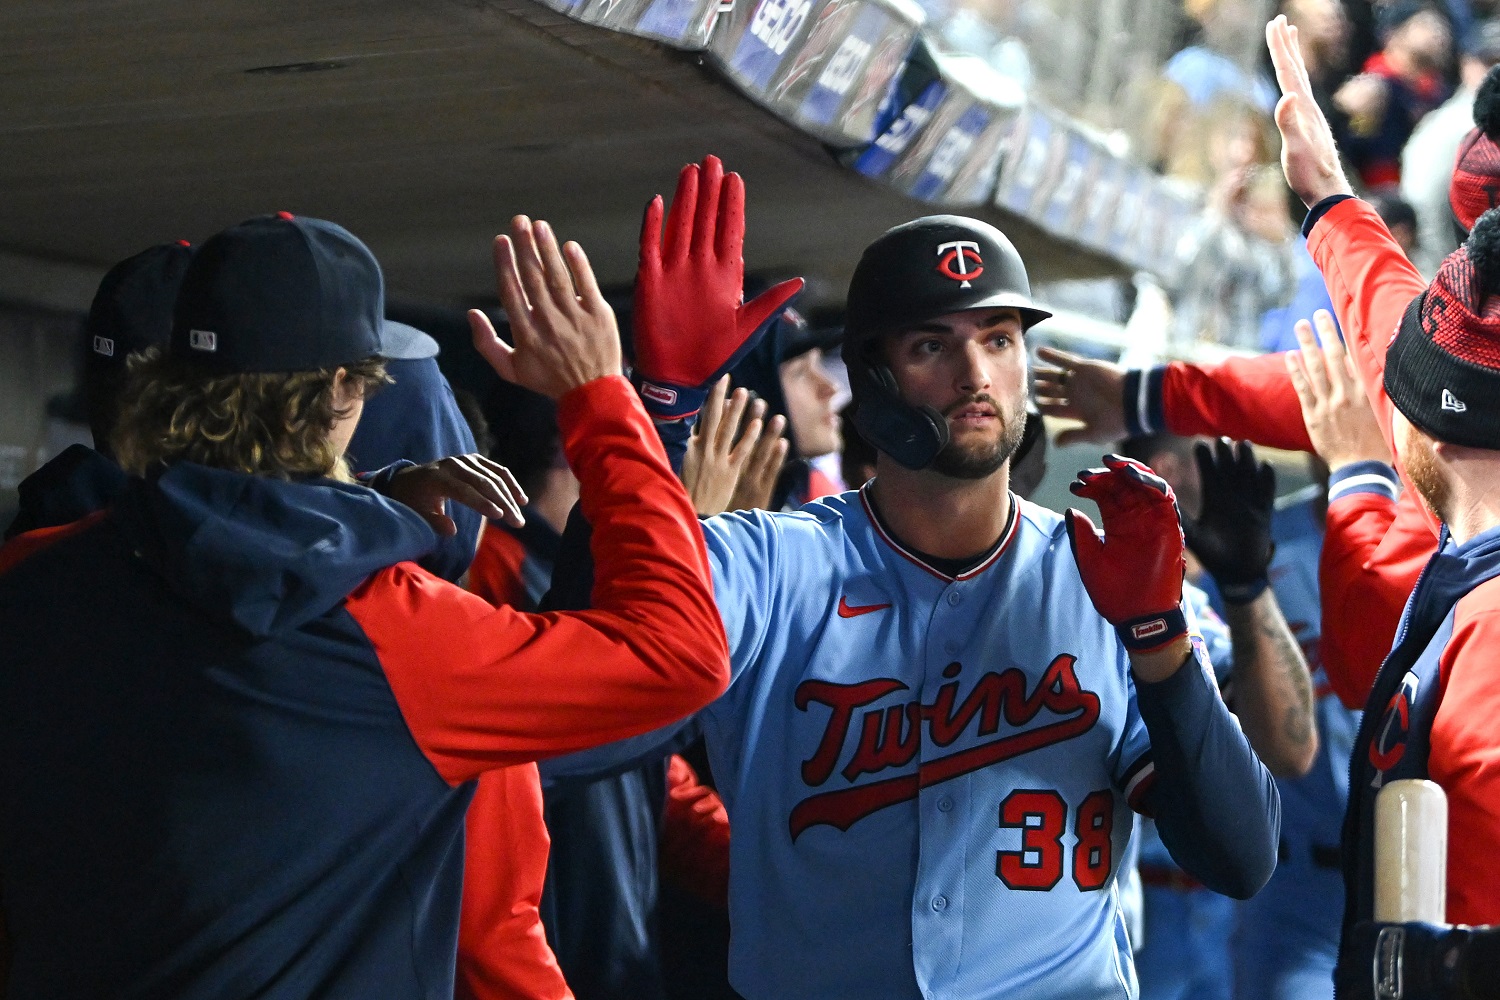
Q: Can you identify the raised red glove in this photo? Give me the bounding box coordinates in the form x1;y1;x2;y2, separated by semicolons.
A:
1065;455;1188;653
633;154;803;418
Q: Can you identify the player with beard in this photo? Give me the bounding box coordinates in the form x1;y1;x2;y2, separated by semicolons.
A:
551;178;1279;1000
1266;14;1500;996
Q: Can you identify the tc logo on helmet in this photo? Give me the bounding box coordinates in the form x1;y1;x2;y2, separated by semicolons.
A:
935;241;984;288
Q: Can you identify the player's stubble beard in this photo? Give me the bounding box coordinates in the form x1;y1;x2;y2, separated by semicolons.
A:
1402;419;1450;522
930;393;1026;480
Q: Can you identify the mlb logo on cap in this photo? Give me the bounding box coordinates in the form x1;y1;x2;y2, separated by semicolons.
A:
170;212;382;373
92;335;115;358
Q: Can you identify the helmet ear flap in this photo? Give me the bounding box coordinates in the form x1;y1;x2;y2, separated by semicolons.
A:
847;358;950;471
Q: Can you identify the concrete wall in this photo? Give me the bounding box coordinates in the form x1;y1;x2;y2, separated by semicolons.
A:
0;301;88;530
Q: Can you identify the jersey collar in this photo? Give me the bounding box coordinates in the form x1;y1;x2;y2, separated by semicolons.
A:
859;482;1020;583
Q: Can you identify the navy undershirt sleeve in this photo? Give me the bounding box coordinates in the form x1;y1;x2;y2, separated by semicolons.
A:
1301;193;1356;238
1138;654;1281;899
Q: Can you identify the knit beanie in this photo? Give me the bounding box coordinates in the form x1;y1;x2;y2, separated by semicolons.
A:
1386;207;1500;448
1450;66;1500;239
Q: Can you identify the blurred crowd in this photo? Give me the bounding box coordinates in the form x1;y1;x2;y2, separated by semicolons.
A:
928;0;1500;351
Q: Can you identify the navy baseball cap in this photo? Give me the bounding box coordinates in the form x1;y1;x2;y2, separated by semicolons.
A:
171;212;383;373
85;240;196;370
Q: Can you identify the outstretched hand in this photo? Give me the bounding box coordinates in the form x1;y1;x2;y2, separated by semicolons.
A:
1182;440;1276;604
1033;346;1128;446
1285;309;1392;469
383;454;528;537
633;155;803;418
1266;14;1354;208
468;215;622;401
1066;455;1190;677
682;376;784;516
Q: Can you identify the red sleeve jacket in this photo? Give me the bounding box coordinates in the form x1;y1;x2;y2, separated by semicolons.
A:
1126;325;1434;708
349;375;731;778
1308;197;1500;926
0;375;728;998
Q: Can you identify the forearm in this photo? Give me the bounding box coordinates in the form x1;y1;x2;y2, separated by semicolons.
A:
653;414;692;478
1137;651;1281;899
1223;592;1318;778
1128;357;1315;453
362;378;730;782
1319;471;1427;708
1305;198;1427;475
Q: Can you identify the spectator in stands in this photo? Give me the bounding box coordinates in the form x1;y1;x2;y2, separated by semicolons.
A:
1165;0;1279;114
1336;2;1453;189
1402;22;1500;275
1173;164;1296;349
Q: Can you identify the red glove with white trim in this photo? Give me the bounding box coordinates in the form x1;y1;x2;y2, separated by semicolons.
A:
632;155;804;419
1065;455;1189;654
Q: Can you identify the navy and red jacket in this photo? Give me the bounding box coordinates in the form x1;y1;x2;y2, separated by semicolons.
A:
1299;200;1500;972
0;376;729;1000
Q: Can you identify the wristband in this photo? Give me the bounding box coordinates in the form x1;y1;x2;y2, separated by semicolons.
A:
632;372;707;420
1217;577;1270;605
1116;606;1189;654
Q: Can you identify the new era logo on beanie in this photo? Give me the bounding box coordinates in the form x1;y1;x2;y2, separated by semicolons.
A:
85;240;195;371
170;213;383;373
1385;207;1500;448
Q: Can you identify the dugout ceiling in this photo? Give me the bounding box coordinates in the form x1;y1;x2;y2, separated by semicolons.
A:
0;0;1142;314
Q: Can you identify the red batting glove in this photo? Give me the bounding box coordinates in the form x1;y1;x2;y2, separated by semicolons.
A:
1065;455;1189;653
632;154;804;419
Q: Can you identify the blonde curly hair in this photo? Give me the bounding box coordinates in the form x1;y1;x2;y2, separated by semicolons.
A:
111;348;389;482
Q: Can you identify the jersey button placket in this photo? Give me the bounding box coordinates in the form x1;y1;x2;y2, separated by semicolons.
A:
931;894;948;912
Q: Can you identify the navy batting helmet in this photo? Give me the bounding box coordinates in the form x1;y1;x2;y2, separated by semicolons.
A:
842;216;1049;470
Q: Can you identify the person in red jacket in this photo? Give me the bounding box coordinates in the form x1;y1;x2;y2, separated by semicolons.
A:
0;211;729;1000
1266;6;1500;980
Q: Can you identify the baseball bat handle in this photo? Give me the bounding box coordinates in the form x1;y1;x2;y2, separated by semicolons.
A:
1374;778;1448;923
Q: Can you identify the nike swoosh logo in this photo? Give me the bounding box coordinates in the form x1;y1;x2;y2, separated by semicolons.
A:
837;596;892;618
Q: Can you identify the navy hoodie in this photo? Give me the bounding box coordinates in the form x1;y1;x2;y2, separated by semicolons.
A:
0;377;730;1000
345;356;481;583
0;464;460;998
1337;523;1500;993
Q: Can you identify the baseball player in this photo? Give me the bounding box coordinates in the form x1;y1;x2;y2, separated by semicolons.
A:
1265;9;1500;986
550;157;1280;1000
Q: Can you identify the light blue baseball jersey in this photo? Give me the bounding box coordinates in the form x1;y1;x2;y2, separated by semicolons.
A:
1233;491;1361;1000
696;486;1187;1000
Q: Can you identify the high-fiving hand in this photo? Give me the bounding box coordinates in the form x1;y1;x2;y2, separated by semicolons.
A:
1066;456;1190;677
1266;14;1355;209
1032;346;1128;446
1284;309;1392;469
467;215;623;401
633;155;803;419
1182;440;1276;604
681;375;787;516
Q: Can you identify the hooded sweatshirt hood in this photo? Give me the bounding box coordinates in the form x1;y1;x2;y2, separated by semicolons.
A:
112;462;437;638
5;444;128;541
